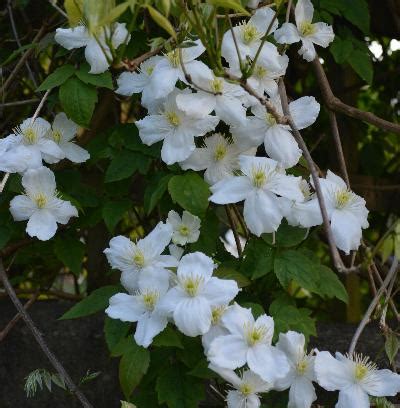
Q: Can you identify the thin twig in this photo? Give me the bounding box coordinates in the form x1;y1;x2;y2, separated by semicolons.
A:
225;13;243;69
48;0;68;18
0;98;39;108
0;291;39;341
285;0;293;23
225;205;243;257
328;110;350;188
121;45;164;72
31;89;51;122
0;259;94;408
312;58;400;135
0;288;84;301
348;257;398;354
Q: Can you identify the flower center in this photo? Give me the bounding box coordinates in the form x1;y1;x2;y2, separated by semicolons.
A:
133;251;145;268
213;143;227;161
34;193;48;209
335;189;352;209
354;364;368;381
251;167;267;188
244;323;267;346
145;65;154;76
52;130;62;144
181;275;204;297
166;111;181;126
211;305;226;325
210;78;224;94
254;65;267;79
179;224;190;236
141;290;159;311
23;127;38;144
241;23;260;44
299;22;315;37
265;112;277;126
348;353;377;383
296;359;308;375
239;383;253;396
167;50;180;68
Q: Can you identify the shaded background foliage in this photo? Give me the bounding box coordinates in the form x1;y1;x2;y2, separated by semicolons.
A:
0;0;399;406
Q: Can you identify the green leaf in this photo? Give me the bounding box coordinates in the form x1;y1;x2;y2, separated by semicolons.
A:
152;326;183;348
348;49;373;84
269;300;316;342
37;65;75;91
59;76;98;127
168;172;210;216
241;302;265;318
240;238;274;279
207;0;250;16
0;226;11;250
262;220;307;248
119;341;150;398
385;332;399;364
316;265;348;303
60;285;121;320
147;5;177;39
274;250;319;292
104;317;131;353
330;37;354;64
144;174;173;215
105;150;150;182
102;199;131;232
53;235;85;276
341;0;370;34
156;364;205;408
189;210;219;256
75;64;114;89
214;264;251;287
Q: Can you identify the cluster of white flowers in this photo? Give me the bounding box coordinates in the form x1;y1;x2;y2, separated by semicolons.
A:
0;113;90;240
113;0;367;255
104;216;400;407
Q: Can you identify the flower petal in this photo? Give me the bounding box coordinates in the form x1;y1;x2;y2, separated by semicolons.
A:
136;115;171;145
274;23;301;44
134;313;168;348
209;176;253;204
289;96;320;130
55;26;89;50
299;38;316;62
106;293;145;322
53;112;78;141
50;198;78;224
176;92;215;118
331;209;362;254
309;23;334;48
61;142;90;163
116;72;149;96
207;334;248;369
111;23;130;49
362;369;400;397
288;376;317;408
202;277;239;306
9;195;36;221
22;167;56;197
178;252;215;281
336;385;369;408
314;351;352;391
221;303;254;336
85;38;110;74
295;0;314;25
26;209;58;240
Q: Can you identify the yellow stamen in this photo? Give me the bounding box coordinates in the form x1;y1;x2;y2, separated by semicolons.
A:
167;50;180;68
347;353;377;382
254;65;267;79
34;193;47;209
296;359;308;375
23;127;37;144
145;65;154;76
179;224;190;236
210;78;224;94
239;383;253;396
133;251;145;268
181;276;204;297
244;323;268;346
142;290;159;311
335;189;353;209
52;130;62;144
213;143;227;161
166;111;180;126
251;167;267;188
241;23;260;44
265;112;277;126
299;22;315;37
211;306;226;325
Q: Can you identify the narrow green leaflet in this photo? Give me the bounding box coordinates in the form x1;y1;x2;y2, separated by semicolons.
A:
59;76;98;127
60;285;121;320
104;317;131;353
262;220;307;247
207;0;250;16
102;199;131;232
75;64;114;89
240;238;274;279
37;64;75;91
144;174;173;215
119;342;150;398
156;364;205;408
152;326;183;349
348;49;373;84
147;5;177;39
214;264;251;287
168;172;210;216
316;265;348;303
385;332;399;364
53;235;85;276
105;150;145;183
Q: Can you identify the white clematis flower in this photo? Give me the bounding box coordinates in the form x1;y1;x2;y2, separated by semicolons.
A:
229;42;289;98
318;171;369;254
168;244;184;261
147;40;206;100
9;167;78;241
221;7;278;66
280;179;323;228
209;364;272;408
315;351;400;408
44;113;90;164
274;0;334;62
202;305;230;353
106;276;169;348
136;88;219;165
207;303;290;383
55;23;130;74
176;63;247;125
210;156;303;236
158;252;239;337
275;331;317;408
1;117;64;172
116;55;164;111
103;222;177;293
180;133;256;185
167;210;201;245
232;95;320;168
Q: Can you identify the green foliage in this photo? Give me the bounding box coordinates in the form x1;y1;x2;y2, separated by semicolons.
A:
59;76;98;127
240;238;274;279
75;64;114;89
60;285;121;320
119;341;150;398
262;221;307;247
152;326;184;348
104;317;131;353
53;235;85;276
385;331;399;365
37;65;75;91
156;364;205;408
168;172;210;216
144;173;173;215
102;199;132;232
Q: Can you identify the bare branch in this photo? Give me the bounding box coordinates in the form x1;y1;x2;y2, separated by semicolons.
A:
0;259;94;408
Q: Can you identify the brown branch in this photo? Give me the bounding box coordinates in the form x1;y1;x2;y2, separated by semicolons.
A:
312;58;400;135
349;257;398;354
0;290;38;341
0;288;84;301
121;45;164;72
0;259;93;408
